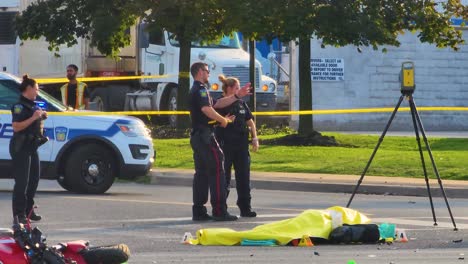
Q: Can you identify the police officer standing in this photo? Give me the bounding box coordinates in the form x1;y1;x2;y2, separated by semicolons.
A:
215;75;259;218
188;62;251;221
10;75;48;224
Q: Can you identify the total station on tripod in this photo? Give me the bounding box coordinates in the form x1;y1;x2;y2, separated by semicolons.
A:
400;61;415;95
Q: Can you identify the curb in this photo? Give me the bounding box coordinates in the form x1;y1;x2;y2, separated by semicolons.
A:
149;170;468;199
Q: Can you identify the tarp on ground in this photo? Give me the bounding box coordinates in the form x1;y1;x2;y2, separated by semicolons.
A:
188;206;371;246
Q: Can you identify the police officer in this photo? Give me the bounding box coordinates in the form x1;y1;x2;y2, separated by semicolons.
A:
188;62;251;221
10;75;48;224
215;75;259;217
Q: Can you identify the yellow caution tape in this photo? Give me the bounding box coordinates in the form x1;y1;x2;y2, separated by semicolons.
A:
35;74;172;84
0;107;467;116
178;72;191;78
253;106;468;116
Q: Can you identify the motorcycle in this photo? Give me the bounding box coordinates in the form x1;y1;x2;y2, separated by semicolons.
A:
0;214;130;264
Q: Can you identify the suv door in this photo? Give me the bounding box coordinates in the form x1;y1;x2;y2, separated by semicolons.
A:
0;79;20;176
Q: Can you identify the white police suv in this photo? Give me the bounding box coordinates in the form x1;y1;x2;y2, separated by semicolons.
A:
0;72;155;194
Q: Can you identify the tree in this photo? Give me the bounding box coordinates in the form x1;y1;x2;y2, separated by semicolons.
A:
144;1;228;129
226;0;467;136
16;0;229;130
17;0;467;134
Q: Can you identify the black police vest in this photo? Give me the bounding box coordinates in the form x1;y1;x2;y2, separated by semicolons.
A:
14;97;42;137
216;100;250;144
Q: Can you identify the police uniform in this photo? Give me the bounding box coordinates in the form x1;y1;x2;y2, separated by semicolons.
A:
188;81;230;219
215;98;254;214
10;95;46;221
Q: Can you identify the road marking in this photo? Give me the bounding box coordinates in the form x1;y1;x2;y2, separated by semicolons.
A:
65;196;309;212
66;196;193;206
373;217;463;229
44;213;302;227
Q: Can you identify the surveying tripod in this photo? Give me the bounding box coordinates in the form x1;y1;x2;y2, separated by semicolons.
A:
346;63;457;231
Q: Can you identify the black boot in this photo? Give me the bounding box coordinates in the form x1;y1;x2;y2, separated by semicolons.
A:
192;206;212;221
212;212;238;221
240;209;257;217
238;198;256;217
29;211;42;221
13;215;27;225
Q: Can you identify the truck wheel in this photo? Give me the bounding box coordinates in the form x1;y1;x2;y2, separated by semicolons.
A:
90;88;108;111
108;85;130;111
168;88;177;127
64;144;116;194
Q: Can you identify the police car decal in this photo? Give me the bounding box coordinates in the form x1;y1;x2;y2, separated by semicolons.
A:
54;127;68;142
0;123;13;139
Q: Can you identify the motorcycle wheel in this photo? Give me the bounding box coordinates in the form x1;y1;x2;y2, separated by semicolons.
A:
81;244;130;264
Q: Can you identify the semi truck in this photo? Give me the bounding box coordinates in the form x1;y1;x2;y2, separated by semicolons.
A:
0;0;277;126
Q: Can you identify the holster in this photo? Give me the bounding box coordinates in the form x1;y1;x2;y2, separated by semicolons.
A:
12;134;26;154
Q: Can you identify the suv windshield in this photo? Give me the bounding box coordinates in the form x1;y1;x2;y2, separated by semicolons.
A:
168;34;240;49
38;89;68;112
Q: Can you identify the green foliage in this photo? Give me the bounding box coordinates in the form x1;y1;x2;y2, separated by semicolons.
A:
256;124;295;136
226;0;467;50
16;0;146;57
16;0;231;58
16;0;467;59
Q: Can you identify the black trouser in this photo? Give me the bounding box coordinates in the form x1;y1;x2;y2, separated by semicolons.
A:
222;142;252;211
190;128;227;217
10;140;40;218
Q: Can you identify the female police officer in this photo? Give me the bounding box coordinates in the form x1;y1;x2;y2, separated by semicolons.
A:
10;75;47;224
215;75;259;217
189;62;251;221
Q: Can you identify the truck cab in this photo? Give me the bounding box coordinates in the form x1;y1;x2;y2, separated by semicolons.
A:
0;72;155;194
139;29;277;105
121;27;277;126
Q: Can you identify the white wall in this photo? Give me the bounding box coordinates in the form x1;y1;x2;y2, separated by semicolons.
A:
301;30;468;131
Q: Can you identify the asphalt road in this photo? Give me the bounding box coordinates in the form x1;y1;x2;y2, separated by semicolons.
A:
1;179;468;264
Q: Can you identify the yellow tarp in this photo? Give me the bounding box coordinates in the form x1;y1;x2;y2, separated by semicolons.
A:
188;206;371;246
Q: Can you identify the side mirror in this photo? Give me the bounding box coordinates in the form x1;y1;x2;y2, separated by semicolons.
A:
138;23;149;49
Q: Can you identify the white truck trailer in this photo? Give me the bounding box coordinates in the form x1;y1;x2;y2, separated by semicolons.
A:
0;0;277;126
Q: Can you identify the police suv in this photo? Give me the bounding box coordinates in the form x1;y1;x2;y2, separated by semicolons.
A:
0;72;155;194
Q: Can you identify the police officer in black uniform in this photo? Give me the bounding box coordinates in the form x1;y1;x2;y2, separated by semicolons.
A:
215;75;259;217
10;75;48;224
188;62;251;221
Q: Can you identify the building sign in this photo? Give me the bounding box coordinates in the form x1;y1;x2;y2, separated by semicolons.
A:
311;58;344;81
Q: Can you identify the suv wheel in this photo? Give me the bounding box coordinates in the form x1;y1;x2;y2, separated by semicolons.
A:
64;144;116;194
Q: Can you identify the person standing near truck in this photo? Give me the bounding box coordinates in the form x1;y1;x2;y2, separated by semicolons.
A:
10;75;48;224
60;64;90;109
188;62;251;221
215;75;259;218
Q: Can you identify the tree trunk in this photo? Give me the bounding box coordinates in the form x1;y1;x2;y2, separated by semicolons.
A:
298;37;313;135
176;37;191;130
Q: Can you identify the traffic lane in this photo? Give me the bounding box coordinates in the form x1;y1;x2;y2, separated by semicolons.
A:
0;180;466;232
1;181;468;263
2;180;461;227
